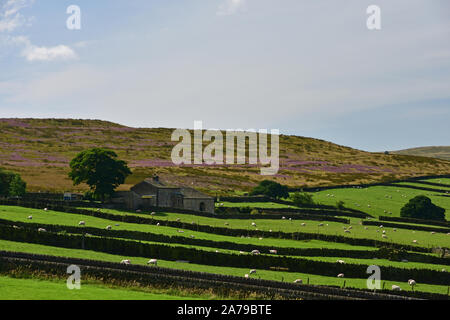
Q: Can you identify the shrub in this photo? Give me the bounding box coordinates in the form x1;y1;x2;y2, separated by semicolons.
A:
291;192;314;207
250;180;289;199
400;195;446;221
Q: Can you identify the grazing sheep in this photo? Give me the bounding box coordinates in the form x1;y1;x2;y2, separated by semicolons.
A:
85;233;92;237
301;223;306;226
391;285;401;291
44;208;48;211
412;240;418;244
215;250;220;253
294;279;303;284
282;216;286;220
382;235;387;239
120;259;131;265
190;235;195;238
337;273;344;278
401;259;408;263
431;232;436;235
258;237;263;240
96;209;100;212
151;212;156;216
344;230;350;233
269;229;272;232
251;250;260;255
442;269;446;272
382;230;386;234
147;259;157;266
38;228;46;232
408;279;416;289
251;222;257;227
156;223;160;226
27;215;32;220
105;225;112;230
269;250;277;254
176;218;181;222
224;222;229;226
244;274;249;278
348;226;352;230
379;225;383;228
136;210;141;213
239;251;245;254
336;260;345;264
249;269;257;275
178;230;184;233
364;227;368;230
78;221;85;226
393;228;397;232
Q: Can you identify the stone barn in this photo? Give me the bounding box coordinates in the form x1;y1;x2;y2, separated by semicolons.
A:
114;176;215;213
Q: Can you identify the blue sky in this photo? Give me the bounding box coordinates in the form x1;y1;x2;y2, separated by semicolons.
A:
0;0;449;152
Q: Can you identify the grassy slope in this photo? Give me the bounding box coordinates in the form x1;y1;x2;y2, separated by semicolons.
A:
0;239;448;295
2;205;449;248
1;118;450;194
392;146;450;161
307;184;450;220
0;276;204;300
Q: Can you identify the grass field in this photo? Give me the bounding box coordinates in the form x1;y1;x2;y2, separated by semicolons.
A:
1;239;448;295
0;276;207;300
305;184;450;220
2;205;449;249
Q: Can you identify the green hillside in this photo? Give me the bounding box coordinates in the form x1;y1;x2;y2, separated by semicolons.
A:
1;118;450;195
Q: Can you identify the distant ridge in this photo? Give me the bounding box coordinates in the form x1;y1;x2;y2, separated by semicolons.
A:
391;146;450;161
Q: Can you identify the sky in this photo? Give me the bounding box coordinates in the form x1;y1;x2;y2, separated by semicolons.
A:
0;0;449;152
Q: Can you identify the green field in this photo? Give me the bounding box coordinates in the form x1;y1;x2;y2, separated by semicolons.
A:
0;239;448;295
306;185;450;220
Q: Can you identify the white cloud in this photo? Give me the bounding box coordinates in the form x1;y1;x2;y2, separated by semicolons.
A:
22;43;78;62
0;0;33;32
217;0;246;16
1;1;77;62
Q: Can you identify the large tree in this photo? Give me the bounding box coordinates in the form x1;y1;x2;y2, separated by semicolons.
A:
400;195;446;221
0;168;26;197
250;180;289;199
69;148;131;202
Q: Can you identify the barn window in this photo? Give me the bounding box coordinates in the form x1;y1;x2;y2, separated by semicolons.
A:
199;202;206;212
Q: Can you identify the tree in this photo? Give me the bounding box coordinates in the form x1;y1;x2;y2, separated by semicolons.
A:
400;195;446;221
0;168;25;197
291;192;314;207
250;180;289;199
9;174;27;197
68;148;131;202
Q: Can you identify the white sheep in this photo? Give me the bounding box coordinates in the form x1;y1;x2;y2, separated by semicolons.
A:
78;221;85;226
412;240;418;244
269;249;277;254
301;223;306;226
392;285;401;291
249;269;257;275
190;235;195;238
44;208;48;211
244;274;249;278
38;228;46;232
382;230;386;234
120;259;131;265
147;259;157;266
178;230;184;233
105;225;112;230
251;222;257;227
151;212;156;216
337;273;344;278
27;215;32;220
251;250;260;255
239;251;245;254
336;260;345;264
408;279;416;289
294;279;303;284
176;218;181;222
156;223;160;226
282;216;286;220
382;235;387;239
